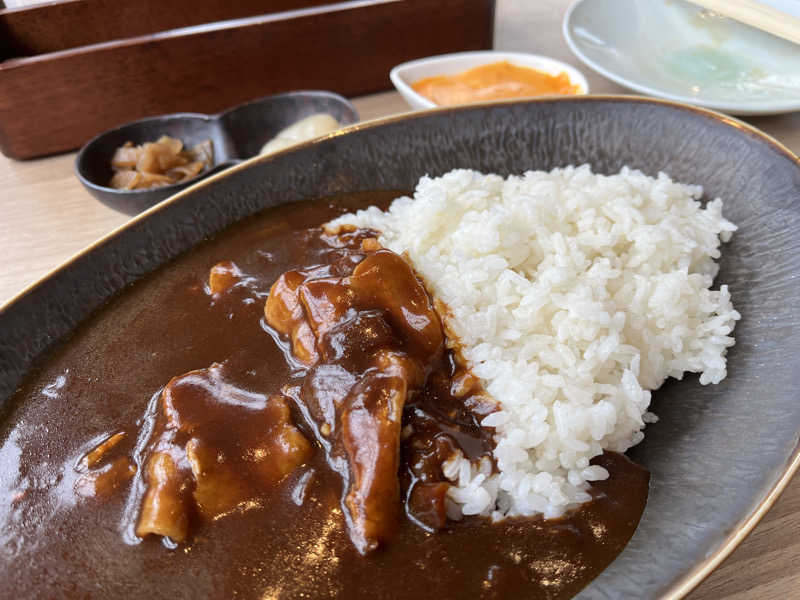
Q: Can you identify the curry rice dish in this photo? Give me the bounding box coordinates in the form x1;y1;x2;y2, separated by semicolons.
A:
0;166;738;599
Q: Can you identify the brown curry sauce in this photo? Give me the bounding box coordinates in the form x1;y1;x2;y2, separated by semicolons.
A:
0;192;648;599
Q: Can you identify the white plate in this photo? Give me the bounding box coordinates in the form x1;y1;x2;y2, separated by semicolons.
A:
563;0;800;115
390;50;589;110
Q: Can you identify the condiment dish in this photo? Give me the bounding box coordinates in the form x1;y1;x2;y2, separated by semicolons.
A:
390;50;589;110
75;90;359;215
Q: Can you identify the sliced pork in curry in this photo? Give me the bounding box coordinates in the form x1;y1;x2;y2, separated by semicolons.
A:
134;363;312;541
264;233;446;553
74;226;493;555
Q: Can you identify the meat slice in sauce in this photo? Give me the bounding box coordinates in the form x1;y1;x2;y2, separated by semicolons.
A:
74;431;137;500
135;363;312;541
266;270;322;365
137;451;193;541
340;354;408;551
207;260;243;295
264;232;447;553
347;251;443;360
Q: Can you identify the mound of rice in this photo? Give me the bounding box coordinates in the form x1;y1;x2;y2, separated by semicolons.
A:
327;165;740;520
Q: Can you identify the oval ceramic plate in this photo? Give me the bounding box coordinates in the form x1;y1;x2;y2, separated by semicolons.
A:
564;0;800;115
1;97;799;599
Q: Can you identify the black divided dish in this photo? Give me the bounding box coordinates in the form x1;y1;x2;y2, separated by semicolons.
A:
74;90;358;214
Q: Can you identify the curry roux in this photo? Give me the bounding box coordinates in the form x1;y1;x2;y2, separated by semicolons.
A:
0;192;648;599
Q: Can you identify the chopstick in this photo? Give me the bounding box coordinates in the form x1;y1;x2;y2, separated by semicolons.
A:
683;0;800;45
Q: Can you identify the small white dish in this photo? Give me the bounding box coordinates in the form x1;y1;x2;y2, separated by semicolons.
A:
390;50;589;110
563;0;800;116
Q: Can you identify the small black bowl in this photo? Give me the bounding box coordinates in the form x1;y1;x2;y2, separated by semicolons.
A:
75;90;358;215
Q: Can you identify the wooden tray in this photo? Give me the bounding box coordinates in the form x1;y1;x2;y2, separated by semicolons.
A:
0;0;495;159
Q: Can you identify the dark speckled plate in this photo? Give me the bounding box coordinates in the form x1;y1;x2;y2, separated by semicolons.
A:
2;96;799;599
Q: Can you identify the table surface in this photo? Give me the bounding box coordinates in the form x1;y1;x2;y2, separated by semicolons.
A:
1;0;798;598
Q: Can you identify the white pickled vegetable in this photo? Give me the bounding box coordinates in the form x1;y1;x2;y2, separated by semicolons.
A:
259;113;341;156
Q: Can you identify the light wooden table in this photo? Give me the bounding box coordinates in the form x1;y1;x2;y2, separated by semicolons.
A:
1;1;798;598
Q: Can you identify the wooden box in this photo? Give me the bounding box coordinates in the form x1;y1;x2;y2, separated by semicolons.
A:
0;0;495;159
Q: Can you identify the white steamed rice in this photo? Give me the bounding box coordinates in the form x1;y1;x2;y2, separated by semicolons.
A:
327;165;740;520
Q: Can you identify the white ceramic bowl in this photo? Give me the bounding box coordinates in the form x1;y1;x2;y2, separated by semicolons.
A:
390;50;589;110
